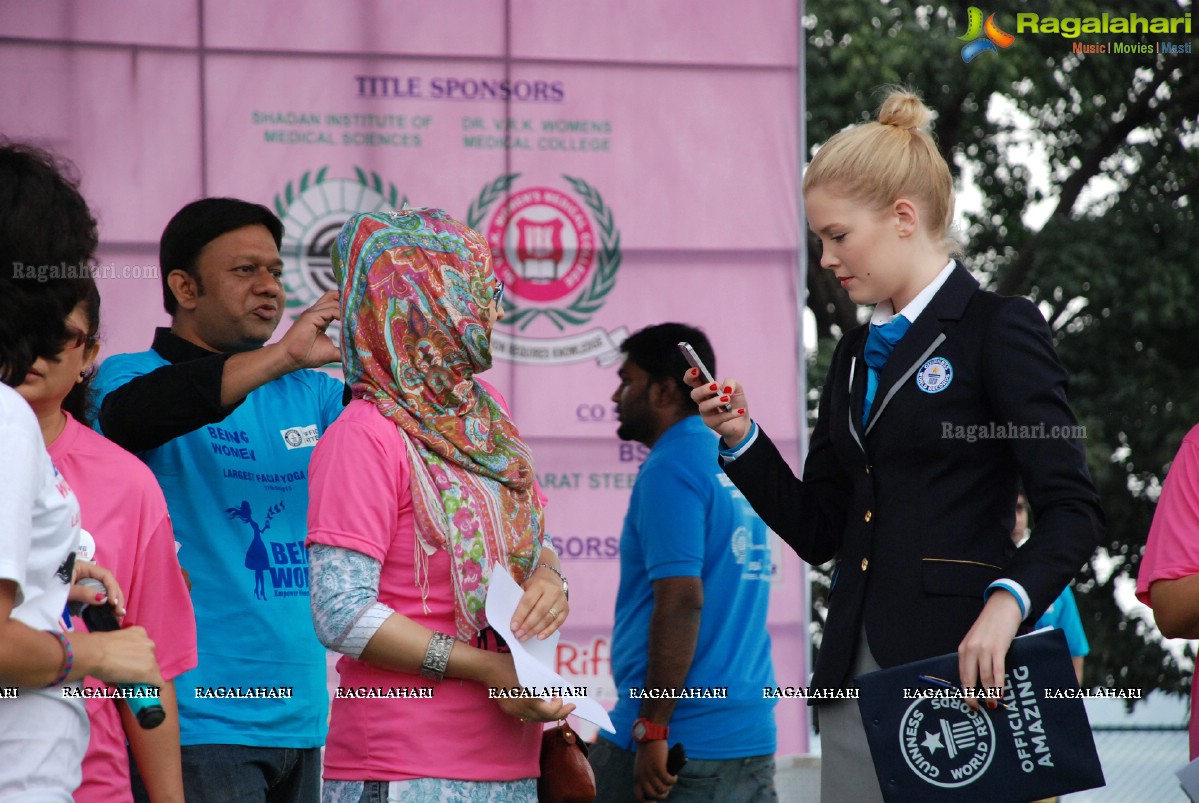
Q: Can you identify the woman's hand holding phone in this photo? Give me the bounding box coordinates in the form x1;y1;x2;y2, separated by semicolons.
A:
682;368;751;447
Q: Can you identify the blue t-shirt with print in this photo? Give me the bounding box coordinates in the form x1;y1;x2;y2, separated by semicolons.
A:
604;416;777;759
94;348;343;748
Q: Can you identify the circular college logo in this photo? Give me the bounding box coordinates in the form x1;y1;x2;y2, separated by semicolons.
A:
283;429;303;448
275;167;407;333
485;187;595;304
468;173;620;332
916;357;954;393
467;174;626;365
898;697;995;788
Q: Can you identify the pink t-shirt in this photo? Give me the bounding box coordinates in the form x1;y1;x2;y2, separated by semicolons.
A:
1136;423;1199;759
49;413;198;803
307;397;542;782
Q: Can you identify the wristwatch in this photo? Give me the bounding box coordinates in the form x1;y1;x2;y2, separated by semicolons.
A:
536;562;569;600
632;717;669;743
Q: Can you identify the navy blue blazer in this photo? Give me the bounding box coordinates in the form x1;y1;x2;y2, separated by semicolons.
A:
724;263;1103;693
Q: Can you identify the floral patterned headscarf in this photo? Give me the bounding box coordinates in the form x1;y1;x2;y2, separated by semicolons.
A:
333;208;543;640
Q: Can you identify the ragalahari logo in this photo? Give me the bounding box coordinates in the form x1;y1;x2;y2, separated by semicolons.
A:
959;7;1016;62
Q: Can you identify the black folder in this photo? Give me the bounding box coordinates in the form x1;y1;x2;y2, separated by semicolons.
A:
855;629;1105;802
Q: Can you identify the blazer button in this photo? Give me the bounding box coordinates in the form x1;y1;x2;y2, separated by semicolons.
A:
861;558;869;571
864;510;873;523
865;466;871;475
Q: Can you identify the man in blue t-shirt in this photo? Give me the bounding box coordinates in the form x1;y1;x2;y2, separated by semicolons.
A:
94;198;345;802
590;323;778;803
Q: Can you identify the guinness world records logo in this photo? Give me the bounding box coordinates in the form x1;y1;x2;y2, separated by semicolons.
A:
899;696;995;788
468;173;626;365
274;166;407;335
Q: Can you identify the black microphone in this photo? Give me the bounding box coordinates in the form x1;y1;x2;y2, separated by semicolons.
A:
667;742;688;775
71;578;165;729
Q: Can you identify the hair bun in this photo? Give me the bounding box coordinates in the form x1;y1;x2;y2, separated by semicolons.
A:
877;89;930;130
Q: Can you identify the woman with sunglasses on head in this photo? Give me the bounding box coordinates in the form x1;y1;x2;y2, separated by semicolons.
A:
0;140;163;802
16;275;197;803
307;208;572;802
686;89;1103;802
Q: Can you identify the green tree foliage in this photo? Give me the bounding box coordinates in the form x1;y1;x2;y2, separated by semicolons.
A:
803;0;1199;704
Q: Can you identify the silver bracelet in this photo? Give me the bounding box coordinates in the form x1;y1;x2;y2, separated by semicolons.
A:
536;562;569;600
420;631;455;683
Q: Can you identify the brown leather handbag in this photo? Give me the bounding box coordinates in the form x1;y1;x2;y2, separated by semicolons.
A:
538;720;597;803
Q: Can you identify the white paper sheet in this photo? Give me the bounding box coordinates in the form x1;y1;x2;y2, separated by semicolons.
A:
485;563;615;733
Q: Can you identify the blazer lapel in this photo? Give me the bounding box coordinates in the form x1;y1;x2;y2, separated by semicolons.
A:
864;264;979;434
846;328;869;450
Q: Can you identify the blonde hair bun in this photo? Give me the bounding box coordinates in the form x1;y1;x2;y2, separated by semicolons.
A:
877;89;931;131
803;86;954;250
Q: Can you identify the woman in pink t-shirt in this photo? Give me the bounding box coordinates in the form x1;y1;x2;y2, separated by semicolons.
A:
307;209;573;803
1136;424;1199;760
17;277;197;803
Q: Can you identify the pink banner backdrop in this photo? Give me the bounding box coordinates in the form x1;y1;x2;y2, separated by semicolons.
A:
1;0;810;753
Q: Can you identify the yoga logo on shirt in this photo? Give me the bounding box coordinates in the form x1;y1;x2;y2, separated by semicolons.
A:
226;499;309;600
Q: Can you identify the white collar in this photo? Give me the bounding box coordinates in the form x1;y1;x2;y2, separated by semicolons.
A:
870;259;956;326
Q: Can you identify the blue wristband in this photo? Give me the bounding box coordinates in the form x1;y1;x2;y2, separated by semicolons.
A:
47;629;73;687
985;581;1028;619
719;421;758;458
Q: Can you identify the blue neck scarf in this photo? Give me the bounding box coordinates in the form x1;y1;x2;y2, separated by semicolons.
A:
862;315;911;425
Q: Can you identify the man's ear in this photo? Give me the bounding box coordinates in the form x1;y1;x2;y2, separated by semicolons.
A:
167;268;200;311
649;376;684;411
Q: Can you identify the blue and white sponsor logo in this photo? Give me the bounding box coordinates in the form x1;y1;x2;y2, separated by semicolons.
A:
279;424;319;450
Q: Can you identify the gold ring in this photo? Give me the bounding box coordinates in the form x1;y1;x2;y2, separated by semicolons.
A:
548;608;560;619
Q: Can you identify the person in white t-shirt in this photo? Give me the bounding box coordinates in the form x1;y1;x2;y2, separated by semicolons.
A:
0;141;163;801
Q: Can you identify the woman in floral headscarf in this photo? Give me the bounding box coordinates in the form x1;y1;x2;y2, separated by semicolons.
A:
307;208;574;803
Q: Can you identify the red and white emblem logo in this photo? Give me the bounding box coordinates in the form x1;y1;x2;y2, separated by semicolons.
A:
487;188;596;303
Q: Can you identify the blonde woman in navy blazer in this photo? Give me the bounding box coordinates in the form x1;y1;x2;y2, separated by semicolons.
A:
686;89;1102;802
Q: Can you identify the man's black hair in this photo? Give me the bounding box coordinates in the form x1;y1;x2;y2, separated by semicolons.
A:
159;197;285;315
0;140;98;385
619;323;716;413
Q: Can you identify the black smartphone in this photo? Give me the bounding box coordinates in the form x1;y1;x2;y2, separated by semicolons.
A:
667;742;688;775
677;341;731;412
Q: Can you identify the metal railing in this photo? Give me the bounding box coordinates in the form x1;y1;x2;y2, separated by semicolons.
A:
775;726;1191;802
1066;725;1190;802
